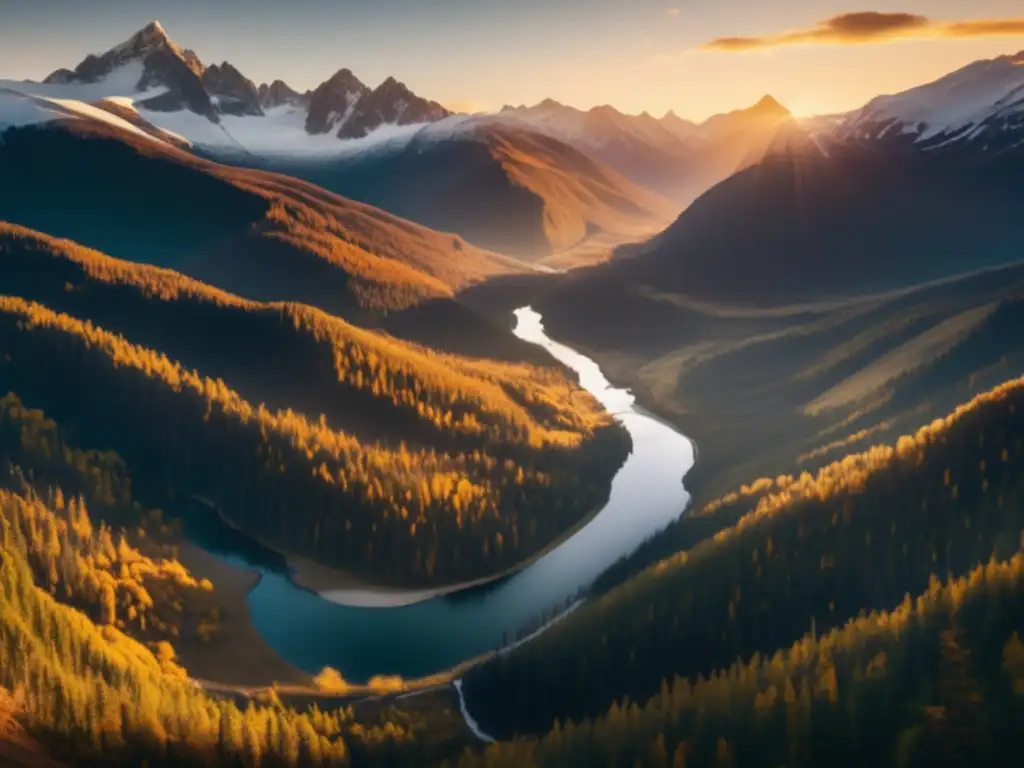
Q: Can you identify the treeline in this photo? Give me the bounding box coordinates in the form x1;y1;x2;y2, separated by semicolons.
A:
0;487;462;767
450;553;1024;768
0;296;627;587
462;376;1024;737
0;482;215;653
0;223;606;455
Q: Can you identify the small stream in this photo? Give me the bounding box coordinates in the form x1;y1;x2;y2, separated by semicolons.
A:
184;306;695;682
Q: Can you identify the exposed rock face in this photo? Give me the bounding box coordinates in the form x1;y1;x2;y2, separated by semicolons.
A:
203;62;263;116
304;68;370;134
43;20;217;119
36;21;456;138
258;79;309;109
337;77;450;139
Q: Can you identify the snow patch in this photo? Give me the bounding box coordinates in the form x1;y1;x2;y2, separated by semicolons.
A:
0;62;167;104
843;53;1024;144
0;86;170;146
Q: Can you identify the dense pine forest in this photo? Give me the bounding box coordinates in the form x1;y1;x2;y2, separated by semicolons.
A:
462;376;1024;740
451;554;1024;767
0;486;473;767
0;225;629;587
0;390;472;766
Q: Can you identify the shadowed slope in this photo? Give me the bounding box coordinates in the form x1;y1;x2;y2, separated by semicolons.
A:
463;376;1024;739
0;121;526;317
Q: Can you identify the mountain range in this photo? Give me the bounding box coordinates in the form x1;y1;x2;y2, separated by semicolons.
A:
37;21;449;138
471;47;1024;526
490;94;794;203
0;21;799;260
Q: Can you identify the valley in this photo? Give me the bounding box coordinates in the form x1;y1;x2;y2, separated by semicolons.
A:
2;13;1024;768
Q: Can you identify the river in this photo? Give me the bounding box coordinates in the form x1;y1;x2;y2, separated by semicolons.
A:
183;306;695;682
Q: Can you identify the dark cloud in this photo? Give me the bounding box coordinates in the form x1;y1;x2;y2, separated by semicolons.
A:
702;11;1024;52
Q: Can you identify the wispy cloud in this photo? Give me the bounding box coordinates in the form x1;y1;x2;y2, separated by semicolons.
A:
702;11;1024;52
666;8;680;19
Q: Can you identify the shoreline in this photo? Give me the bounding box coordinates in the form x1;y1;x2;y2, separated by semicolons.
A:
173;541;312;687
288;493;612;607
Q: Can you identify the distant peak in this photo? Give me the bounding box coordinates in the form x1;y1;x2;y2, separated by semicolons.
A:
325;68;360;84
750;94;789;116
105;18;181;62
538;97;563;109
128;19;172;47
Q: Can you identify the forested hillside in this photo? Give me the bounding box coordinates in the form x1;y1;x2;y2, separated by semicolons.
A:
0;485;469;767
453;553;1024;768
0;227;628;587
462;377;1024;738
0;123;525;308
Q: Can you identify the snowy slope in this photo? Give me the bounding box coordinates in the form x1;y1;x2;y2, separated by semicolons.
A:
1;20;454;158
2;61;168;103
0;86;172;145
0;63;476;160
841;50;1024;149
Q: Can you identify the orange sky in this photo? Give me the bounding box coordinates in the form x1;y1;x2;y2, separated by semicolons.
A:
2;2;1024;120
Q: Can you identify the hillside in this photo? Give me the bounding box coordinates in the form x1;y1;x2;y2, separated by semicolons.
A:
267;122;677;261
0;120;546;361
462;377;1024;738
544;141;1024;309
0;688;64;768
0;482;468;767
0;225;629;588
455;554;1024;767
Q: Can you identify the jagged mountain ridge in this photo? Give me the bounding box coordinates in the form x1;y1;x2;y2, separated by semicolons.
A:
38;20;448;138
43;20;216;119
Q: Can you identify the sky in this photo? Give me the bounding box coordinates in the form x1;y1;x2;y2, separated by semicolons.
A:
1;0;1023;120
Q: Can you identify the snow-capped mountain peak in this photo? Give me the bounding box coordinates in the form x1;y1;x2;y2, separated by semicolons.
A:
841;49;1024;151
2;21;454;146
304;68;370;135
108;20;175;59
40;20;216;119
203;61;262;116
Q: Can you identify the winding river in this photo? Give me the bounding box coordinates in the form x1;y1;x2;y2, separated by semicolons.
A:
185;307;695;682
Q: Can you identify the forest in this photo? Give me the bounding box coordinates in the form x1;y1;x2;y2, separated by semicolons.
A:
0;486;472;767
0;386;476;766
462;376;1024;738
0;226;630;587
450;553;1024;767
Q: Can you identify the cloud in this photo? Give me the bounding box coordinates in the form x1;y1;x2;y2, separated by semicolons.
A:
666;8;680;19
701;11;1024;52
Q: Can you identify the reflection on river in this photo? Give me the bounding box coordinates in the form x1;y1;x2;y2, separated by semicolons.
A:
184;306;695;682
